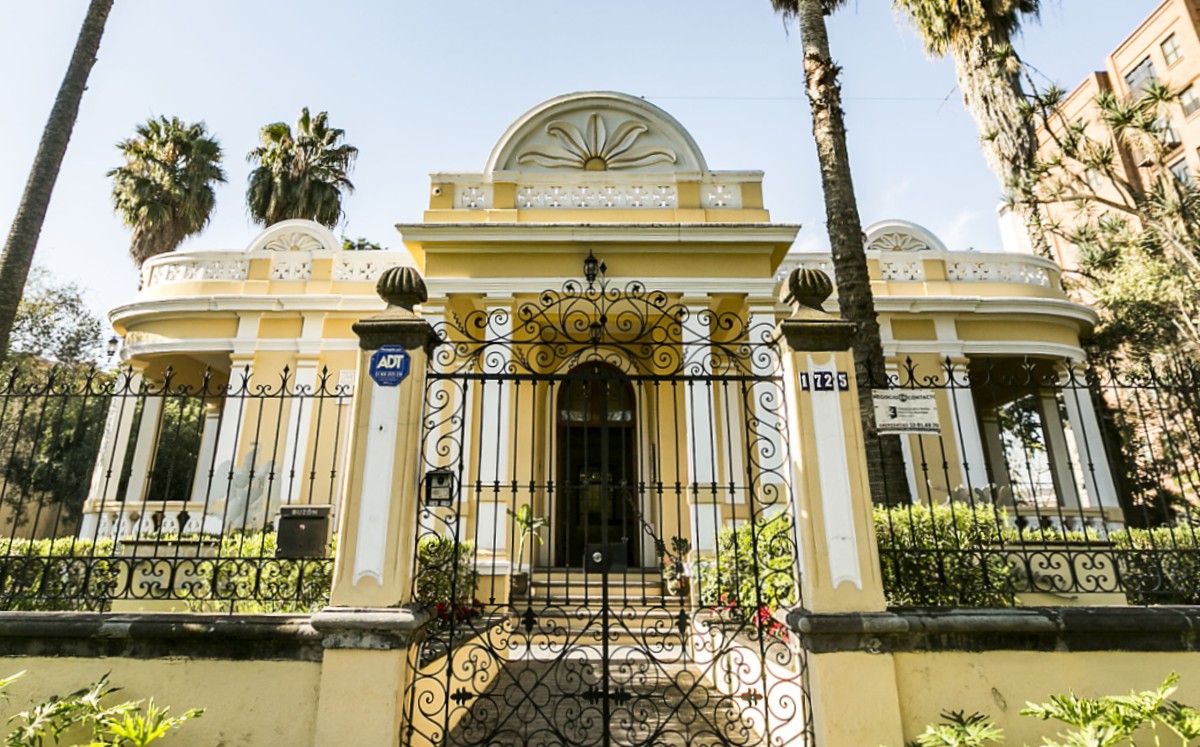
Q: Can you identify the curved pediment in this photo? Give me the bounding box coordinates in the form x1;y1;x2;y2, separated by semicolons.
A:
864;220;948;253
486;92;708;175
245;219;341;253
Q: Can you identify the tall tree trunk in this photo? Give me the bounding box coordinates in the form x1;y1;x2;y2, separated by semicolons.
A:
952;29;1051;256
796;0;911;505
0;0;114;360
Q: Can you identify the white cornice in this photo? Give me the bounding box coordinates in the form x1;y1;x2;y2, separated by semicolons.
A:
122;338;362;358
396;222;801;246
884;341;1087;362
425;276;781;297
110;295;387;327
865;297;1098;327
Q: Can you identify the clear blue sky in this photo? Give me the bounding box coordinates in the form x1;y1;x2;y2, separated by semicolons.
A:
0;1;1159;326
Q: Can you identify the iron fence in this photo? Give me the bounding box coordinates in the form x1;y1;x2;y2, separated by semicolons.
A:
0;361;347;612
873;355;1200;605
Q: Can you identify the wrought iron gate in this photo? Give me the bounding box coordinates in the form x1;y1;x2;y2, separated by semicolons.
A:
404;271;813;747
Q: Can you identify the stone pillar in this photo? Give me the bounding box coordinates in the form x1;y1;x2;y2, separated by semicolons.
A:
1060;364;1119;511
945;359;989;495
122;372;164;510
280;360;319;504
475;296;511;564
313;267;437;747
187;404;222;505
683;302;719;551
778;268;904;747
79;368;143;539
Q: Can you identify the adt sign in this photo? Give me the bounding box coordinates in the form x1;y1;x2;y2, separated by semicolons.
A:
369;346;411;387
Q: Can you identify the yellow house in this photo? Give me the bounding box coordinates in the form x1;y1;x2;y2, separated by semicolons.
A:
91;91;1112;554
4;92;1195;747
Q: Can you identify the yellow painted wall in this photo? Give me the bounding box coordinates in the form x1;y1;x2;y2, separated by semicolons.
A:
0;657;320;747
892;650;1200;746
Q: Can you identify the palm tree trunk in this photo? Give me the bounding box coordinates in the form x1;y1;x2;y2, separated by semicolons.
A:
795;0;911;505
952;30;1051;256
0;0;114;360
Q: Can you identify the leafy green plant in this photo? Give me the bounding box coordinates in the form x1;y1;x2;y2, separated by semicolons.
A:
2;671;201;746
414;535;478;622
506;505;546;575
874;503;1015;607
917;674;1200;747
696;512;796;634
186;530;334;614
912;710;1003;747
1110;527;1200;605
0;538;117;612
659;536;691;596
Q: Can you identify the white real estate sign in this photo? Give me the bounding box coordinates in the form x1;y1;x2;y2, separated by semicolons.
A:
872;390;940;435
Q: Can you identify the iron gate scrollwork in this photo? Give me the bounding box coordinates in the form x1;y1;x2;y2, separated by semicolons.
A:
404;270;814;747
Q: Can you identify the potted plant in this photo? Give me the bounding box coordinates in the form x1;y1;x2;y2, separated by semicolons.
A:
507;504;547;598
660;536;692;598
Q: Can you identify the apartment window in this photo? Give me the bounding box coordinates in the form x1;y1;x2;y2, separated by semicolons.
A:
1085;168;1105;192
1160;117;1182;147
1163;33;1182;66
1126;56;1159;97
1185;84;1200;116
1171;158;1192;183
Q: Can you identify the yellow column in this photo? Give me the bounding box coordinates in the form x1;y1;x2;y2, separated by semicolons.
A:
312;267;437;747
778;267;904;746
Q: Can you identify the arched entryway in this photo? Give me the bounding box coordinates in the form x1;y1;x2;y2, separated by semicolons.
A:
555;361;640;569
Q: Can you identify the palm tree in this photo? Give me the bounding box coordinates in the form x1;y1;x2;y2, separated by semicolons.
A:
246;108;358;228
771;0;911;505
109;117;226;267
0;0;114;361
894;0;1049;254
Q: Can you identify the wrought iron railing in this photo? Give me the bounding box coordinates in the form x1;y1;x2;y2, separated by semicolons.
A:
0;361;347;612
872;355;1200;605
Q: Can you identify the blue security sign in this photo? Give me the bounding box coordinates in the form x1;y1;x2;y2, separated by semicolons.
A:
369;346;411;387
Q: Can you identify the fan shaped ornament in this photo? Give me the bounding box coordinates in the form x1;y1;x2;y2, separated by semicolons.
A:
518;113;677;171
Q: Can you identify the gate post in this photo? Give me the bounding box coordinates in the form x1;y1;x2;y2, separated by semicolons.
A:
312;266;436;746
777;268;904;746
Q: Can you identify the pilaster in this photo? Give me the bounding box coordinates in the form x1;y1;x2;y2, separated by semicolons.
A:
314;267;438;747
778;268;904;747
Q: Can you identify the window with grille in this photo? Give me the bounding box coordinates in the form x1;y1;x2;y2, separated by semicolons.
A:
1163;33;1182;66
1125;57;1158;97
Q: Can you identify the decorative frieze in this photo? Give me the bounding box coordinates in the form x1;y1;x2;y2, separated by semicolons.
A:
455;185;492;209
145;260;249;288
516;184;677;209
879;259;925;282
333;256;406;282
270;259;312;281
701;184;742;209
947;259;1053;288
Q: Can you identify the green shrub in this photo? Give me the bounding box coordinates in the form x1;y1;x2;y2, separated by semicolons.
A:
185;531;333;614
414;535;478;621
696;512;797;634
0;538;117;612
874;503;1015;607
2;671;202;746
1111;526;1200;605
916;673;1200;747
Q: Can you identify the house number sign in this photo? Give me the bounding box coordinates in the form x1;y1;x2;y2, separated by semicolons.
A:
368;345;411;387
797;371;849;392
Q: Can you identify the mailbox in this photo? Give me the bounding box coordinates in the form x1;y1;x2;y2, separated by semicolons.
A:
276;504;332;558
425;469;456;507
